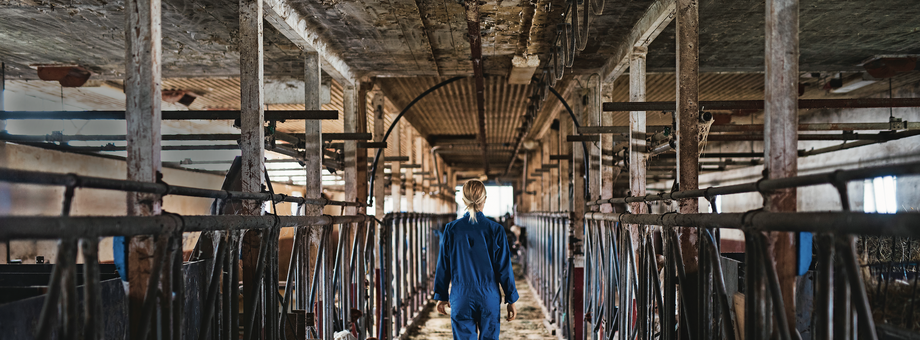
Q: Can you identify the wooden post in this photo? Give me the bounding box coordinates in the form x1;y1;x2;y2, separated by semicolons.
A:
559;118;571;213
676;0;700;336
414;137;424;211
600;86;615;215
585;88;601;207
765;0;799;331
542;140;551;210
342;84;357;330
421;140;430;213
629;47;649;217
391;122;402;212
125;0;162;337
373;92;387;218
405;129;415;212
303;52;323;320
239;0;266;338
549;127;559;212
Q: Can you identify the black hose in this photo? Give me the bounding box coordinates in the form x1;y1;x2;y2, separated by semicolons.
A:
548;86;591;200
367;76;466;206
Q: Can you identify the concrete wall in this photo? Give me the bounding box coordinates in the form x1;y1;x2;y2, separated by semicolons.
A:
0;142;331;264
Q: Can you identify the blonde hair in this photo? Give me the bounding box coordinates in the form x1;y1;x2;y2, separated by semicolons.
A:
462;180;487;223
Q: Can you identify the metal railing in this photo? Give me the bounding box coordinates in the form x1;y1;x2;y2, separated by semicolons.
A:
378;212;455;340
0;167;389;340
516;212;576;339
517;160;920;340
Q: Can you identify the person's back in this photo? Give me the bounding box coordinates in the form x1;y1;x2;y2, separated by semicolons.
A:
433;180;518;340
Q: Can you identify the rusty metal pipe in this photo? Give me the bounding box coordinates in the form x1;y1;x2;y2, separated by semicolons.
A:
0;214;371;240
0;168;363;207
0;110;338;120
585;211;920;237
603;98;920;112
588;160;920;206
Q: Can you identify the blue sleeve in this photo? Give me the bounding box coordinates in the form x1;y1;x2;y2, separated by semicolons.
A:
493;225;519;304
432;225;451;301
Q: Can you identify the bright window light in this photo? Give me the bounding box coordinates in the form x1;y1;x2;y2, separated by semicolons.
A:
455;185;514;217
864;176;897;214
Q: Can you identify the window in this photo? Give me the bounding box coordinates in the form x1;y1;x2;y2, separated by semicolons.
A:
864;176;897;214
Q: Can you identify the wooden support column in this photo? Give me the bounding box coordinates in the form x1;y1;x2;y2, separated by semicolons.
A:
239;0;267;338
765;0;799;331
675;0;700;337
584;88;601;207
421;141;430;213
559;117;571;212
405;129;415;212
373;93;386;217
125;0;162;337
542;140;551;210
600;86;615;214
629;47;648;217
303;52;323;323
520;152;529;212
571;95;586;256
342;84;357;330
414;137;424;211
391;122;402;212
549;127;559;212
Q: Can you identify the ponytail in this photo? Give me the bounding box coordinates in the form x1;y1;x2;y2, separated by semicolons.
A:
462;180;487;223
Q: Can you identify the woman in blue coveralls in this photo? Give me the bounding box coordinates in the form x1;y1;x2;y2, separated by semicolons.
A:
433;180;519;340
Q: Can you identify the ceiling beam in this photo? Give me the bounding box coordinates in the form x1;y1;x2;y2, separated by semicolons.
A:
263;0;357;84
599;0;676;84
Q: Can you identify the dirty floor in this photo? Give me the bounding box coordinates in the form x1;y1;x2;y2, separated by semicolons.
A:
405;264;557;340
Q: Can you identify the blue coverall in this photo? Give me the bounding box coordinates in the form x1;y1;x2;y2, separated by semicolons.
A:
433;212;519;340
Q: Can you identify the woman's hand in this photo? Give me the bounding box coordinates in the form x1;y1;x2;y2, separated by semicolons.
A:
506;303;517;321
437;300;451;315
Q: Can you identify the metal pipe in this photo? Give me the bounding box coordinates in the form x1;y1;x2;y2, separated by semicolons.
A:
367;76;466;206
0;214;371;239
588;160;920;206
198;233;229;340
0;110;338;120
580;122;920;134
585;211;920;237
0;168;363;207
602;98;920;112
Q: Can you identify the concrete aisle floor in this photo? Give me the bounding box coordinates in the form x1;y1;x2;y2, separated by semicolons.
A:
405;264;557;340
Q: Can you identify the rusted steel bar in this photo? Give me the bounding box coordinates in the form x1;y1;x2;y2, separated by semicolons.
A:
0;110;339;120
579;122;920;135
588;160;920;206
322;132;373;141
602;98;920;112
465;0;489;174
584;212;920;237
0;168;364;206
0;214;371;240
706;131;920;141
798;130;920;156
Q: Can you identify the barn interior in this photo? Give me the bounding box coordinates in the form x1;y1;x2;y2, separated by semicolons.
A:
1;0;920;339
